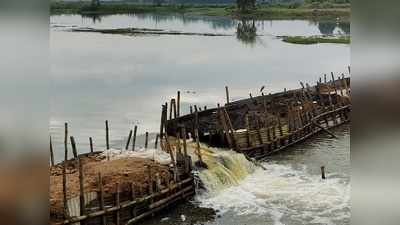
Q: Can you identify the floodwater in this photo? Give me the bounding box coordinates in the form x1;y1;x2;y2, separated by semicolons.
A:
50;13;350;225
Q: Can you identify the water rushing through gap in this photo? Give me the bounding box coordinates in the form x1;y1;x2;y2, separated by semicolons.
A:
143;125;350;225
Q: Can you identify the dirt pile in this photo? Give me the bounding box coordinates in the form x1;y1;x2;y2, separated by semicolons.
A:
50;154;172;220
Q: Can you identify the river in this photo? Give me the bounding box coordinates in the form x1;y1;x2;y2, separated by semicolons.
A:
50;13;350;225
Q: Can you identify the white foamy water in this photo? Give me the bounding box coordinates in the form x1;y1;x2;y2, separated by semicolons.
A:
198;162;350;225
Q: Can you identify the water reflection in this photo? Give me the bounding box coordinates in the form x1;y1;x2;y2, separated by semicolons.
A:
236;20;257;45
74;14;350;36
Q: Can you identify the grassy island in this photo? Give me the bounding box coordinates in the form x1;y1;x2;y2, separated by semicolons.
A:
282;35;350;44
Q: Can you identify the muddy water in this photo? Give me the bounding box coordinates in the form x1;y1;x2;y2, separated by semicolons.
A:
50;13;350;225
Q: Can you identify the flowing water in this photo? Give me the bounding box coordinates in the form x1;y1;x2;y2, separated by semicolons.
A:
50;13;350;225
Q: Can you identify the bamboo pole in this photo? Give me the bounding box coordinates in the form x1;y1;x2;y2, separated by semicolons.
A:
132;125;137;151
98;173;106;225
160;104;165;140
172;99;177;119
78;158;85;217
105;120;110;150
89;137;93;153
63;123;68;219
125;129;133;150
70;136;78;159
169;99;174;120
50;136;54;166
225;86;230;104
155;134;159;149
145;132;149;149
177;91;181;117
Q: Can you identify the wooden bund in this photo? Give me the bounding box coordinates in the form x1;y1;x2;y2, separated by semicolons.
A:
163;75;351;159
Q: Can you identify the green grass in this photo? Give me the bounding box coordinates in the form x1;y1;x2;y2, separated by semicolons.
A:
282;36;350;45
50;2;350;20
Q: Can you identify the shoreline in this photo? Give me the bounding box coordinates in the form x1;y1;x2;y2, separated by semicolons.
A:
50;2;350;20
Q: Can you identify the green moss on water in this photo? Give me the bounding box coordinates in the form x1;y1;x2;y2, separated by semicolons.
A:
282;36;350;45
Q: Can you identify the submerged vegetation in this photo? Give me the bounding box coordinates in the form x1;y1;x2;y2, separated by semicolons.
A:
50;1;350;20
282;35;350;44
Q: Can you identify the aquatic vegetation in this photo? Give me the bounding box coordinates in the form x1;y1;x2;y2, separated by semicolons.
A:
282;35;350;45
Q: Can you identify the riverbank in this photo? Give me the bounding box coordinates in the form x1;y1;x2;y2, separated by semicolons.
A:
282;35;350;44
50;2;350;20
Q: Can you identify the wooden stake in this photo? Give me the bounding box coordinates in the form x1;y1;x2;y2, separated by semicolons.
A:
155;134;159;149
160;104;165;139
64;123;68;161
63;124;68;219
172;99;177;119
62;155;68;219
89;137;93;153
190;105;193;114
70;136;78;159
145;132;149;149
105;120;110;150
132;125;138;151
98;173;106;225
78;158;85;216
321;166;326;179
50;136;54;166
225;86;230;104
169;99;174;120
177;91;181;117
125;129;133;150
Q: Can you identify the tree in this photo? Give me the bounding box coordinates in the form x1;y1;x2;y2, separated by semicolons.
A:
91;0;100;8
236;0;256;12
